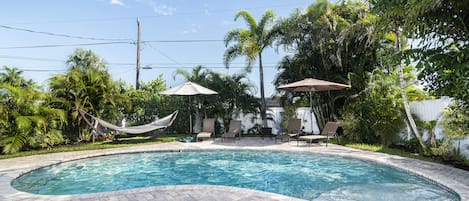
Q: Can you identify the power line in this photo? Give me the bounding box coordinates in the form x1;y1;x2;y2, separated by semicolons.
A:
144;43;185;68
0;68;67;72
142;39;223;43
0;39;225;49
0;55;64;62
0;54;279;67
0;41;133;49
0;25;133;41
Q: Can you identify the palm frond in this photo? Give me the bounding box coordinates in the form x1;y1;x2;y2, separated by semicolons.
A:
224;29;241;46
258;9;276;35
223;45;243;68
234;10;257;32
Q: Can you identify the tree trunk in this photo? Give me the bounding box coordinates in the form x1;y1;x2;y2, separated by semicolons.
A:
258;53;268;127
396;33;428;151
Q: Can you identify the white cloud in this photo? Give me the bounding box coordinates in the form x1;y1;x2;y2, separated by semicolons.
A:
182;24;200;34
153;4;175;16
110;0;125;6
135;0;176;16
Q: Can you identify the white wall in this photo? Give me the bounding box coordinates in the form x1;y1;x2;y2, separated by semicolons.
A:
234;106;320;135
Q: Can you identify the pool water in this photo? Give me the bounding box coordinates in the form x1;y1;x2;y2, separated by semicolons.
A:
12;150;459;200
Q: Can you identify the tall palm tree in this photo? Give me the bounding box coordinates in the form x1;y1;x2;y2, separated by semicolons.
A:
224;9;276;128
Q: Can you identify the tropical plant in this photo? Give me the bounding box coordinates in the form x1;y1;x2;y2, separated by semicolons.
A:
48;49;129;142
440;102;469;139
370;0;469;107
340;65;427;146
224;9;277;128
0;66;33;88
205;72;259;133
124;76;167;125
274;0;378;129
0;69;65;154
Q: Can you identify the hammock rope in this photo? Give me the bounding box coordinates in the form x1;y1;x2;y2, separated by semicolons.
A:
78;109;178;135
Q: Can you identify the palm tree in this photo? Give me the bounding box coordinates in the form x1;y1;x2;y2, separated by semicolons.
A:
393;32;427;151
206;72;259;132
0;66;33;88
49;49;128;141
224;9;276;128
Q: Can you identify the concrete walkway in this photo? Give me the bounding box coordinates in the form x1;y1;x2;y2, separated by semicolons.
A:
0;137;468;201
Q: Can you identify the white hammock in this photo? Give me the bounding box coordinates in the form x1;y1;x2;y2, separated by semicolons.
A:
80;110;178;135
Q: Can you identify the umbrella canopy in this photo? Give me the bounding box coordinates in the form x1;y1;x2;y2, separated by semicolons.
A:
277;78;350;92
277;78;350;134
160;81;218;134
160;81;218;96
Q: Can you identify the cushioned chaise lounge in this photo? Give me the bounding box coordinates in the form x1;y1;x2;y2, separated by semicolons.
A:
222;120;241;141
298;121;339;147
276;118;301;143
196;118;215;141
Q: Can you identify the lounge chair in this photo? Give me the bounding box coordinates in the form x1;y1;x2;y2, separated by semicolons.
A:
298;121;339;147
222;120;241;141
196;118;215;141
276;118;301;143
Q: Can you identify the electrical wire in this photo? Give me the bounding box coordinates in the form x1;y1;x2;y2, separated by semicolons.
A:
0;41;133;49
0;54;279;67
0;25;133;41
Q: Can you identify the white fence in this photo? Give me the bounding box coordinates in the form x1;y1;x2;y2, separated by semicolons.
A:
410;97;469;158
231;96;468;157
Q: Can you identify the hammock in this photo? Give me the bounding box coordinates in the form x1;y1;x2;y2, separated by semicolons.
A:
78;109;178;135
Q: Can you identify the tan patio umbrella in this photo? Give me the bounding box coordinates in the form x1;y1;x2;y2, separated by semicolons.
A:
277;78;350;132
160;81;218;134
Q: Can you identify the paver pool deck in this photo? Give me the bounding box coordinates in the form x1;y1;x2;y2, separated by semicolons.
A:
0;137;468;201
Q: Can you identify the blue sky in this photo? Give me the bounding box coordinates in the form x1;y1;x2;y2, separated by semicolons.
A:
0;0;316;96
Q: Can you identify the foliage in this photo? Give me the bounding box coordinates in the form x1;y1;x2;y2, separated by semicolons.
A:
341;69;417;146
0;134;184;160
124;75;167;125
440;102;469;138
0;66;34;88
345;143;439;163
430;139;454;161
371;0;469;107
48;49;129;142
224;9;277;127
0;67;66;154
205;72;259;133
274;1;379;128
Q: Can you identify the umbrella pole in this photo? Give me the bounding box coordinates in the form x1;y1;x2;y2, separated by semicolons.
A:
309;92;314;134
189;96;192;135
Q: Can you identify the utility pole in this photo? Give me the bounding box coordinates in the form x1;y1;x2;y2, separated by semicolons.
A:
135;17;141;90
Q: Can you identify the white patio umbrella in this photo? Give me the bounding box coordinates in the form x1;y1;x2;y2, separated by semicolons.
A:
160;81;218;134
277;78;350;132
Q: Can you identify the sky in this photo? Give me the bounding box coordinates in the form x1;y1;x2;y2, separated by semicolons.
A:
0;0;317;97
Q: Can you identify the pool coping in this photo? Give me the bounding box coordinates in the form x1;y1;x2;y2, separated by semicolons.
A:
0;137;468;201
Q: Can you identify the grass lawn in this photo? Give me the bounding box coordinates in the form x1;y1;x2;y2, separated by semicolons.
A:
344;143;440;163
0;134;186;160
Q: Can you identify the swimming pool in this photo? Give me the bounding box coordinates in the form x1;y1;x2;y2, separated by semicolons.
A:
12;150;459;200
